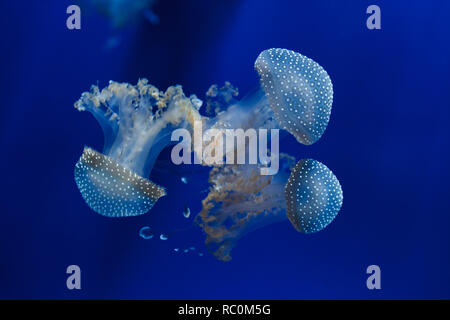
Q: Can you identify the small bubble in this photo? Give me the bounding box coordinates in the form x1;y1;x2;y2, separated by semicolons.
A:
183;205;191;218
160;233;168;240
139;226;153;239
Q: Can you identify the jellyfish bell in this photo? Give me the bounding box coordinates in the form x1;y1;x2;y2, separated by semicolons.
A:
285;159;343;233
74;147;166;218
255;48;334;145
74;79;202;217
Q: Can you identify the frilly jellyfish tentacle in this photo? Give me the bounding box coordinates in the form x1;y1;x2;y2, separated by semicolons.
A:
74;85;120;155
285;159;343;233
207;87;278;132
195;154;296;261
74;79;203;217
205;82;239;116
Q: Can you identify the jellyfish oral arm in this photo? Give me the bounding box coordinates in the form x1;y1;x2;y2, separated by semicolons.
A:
107;113;177;177
75;87;120;155
209;88;278;131
75;80;202;177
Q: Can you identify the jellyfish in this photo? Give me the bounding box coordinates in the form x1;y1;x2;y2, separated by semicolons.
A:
74;79;203;217
204;48;333;146
195;155;343;261
196;48;334;177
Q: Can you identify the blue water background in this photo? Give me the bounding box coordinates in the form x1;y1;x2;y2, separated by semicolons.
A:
0;0;449;299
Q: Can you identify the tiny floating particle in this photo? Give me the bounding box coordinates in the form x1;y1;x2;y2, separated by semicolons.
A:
183;205;191;218
198;253;204;257
189;247;196;251
139;226;154;239
181;177;188;184
174;248;179;252
184;249;189;253
160;233;168;240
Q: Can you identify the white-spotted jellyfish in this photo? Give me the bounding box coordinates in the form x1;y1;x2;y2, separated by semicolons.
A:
204;48;333;147
74;79;202;217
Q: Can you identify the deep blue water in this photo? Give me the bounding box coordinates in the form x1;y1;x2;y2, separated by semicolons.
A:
1;0;449;299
